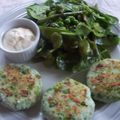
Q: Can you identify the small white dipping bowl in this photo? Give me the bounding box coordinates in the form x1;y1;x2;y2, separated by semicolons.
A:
0;18;40;63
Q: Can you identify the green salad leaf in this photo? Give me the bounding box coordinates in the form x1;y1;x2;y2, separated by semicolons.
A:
27;4;49;20
27;0;120;72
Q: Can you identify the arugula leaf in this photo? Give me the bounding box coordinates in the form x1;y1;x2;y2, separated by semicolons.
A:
45;0;54;6
27;4;49;20
40;26;68;39
50;32;63;49
75;23;91;37
91;22;106;37
90;6;119;25
79;39;91;56
62;32;79;49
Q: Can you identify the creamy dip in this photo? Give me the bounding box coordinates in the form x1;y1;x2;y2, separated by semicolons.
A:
3;27;35;51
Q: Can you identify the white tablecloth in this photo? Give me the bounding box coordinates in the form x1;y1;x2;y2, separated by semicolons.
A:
0;0;120;120
0;0;36;16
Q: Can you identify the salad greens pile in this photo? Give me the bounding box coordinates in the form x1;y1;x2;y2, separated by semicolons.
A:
27;0;120;72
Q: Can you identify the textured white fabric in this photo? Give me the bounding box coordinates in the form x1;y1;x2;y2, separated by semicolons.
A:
0;0;35;16
0;0;120;120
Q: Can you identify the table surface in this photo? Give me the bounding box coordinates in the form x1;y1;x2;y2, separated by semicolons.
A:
0;0;35;16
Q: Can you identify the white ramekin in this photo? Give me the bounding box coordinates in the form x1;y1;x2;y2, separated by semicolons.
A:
0;18;40;63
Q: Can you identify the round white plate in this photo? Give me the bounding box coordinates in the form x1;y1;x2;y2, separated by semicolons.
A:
0;1;120;120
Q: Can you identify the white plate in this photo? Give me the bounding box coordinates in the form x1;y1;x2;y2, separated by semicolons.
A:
0;1;120;120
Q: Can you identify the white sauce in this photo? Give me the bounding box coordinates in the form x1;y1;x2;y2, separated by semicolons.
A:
3;27;35;51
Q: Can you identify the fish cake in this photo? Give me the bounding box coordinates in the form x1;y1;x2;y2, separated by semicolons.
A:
42;78;95;120
87;59;120;103
0;64;42;111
